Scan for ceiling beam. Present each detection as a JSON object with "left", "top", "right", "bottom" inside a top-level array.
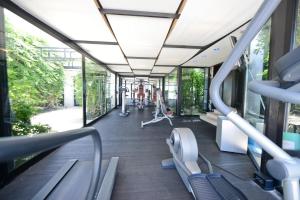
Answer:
[
  {"left": 154, "top": 65, "right": 177, "bottom": 67},
  {"left": 74, "top": 40, "right": 118, "bottom": 45},
  {"left": 163, "top": 44, "right": 203, "bottom": 49},
  {"left": 127, "top": 56, "right": 156, "bottom": 60},
  {"left": 106, "top": 63, "right": 129, "bottom": 66},
  {"left": 100, "top": 8, "right": 180, "bottom": 19},
  {"left": 132, "top": 69, "right": 152, "bottom": 71}
]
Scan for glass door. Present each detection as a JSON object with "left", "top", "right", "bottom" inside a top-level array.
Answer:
[{"left": 181, "top": 68, "right": 206, "bottom": 115}]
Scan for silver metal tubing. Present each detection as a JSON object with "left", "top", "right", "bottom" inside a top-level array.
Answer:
[
  {"left": 227, "top": 112, "right": 292, "bottom": 161},
  {"left": 209, "top": 0, "right": 282, "bottom": 115},
  {"left": 282, "top": 178, "right": 300, "bottom": 200},
  {"left": 248, "top": 80, "right": 300, "bottom": 104},
  {"left": 208, "top": 0, "right": 293, "bottom": 164},
  {"left": 0, "top": 127, "right": 102, "bottom": 200}
]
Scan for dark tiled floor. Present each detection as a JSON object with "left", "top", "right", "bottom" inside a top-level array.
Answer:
[{"left": 0, "top": 107, "right": 281, "bottom": 200}]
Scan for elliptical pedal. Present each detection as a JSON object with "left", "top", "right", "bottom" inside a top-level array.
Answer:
[{"left": 188, "top": 174, "right": 247, "bottom": 200}]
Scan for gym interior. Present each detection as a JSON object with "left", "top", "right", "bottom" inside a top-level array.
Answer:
[{"left": 0, "top": 0, "right": 300, "bottom": 199}]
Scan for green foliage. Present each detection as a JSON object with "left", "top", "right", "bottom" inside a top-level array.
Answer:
[
  {"left": 74, "top": 74, "right": 83, "bottom": 106},
  {"left": 182, "top": 69, "right": 205, "bottom": 114},
  {"left": 12, "top": 121, "right": 51, "bottom": 136},
  {"left": 5, "top": 20, "right": 64, "bottom": 135},
  {"left": 295, "top": 9, "right": 300, "bottom": 46},
  {"left": 85, "top": 60, "right": 107, "bottom": 120},
  {"left": 255, "top": 20, "right": 271, "bottom": 80}
]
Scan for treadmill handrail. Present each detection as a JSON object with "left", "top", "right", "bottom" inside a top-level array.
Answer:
[
  {"left": 248, "top": 80, "right": 300, "bottom": 104},
  {"left": 0, "top": 127, "right": 102, "bottom": 200}
]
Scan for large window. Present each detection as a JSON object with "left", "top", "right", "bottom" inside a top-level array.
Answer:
[
  {"left": 243, "top": 21, "right": 271, "bottom": 167},
  {"left": 181, "top": 68, "right": 206, "bottom": 116},
  {"left": 85, "top": 58, "right": 107, "bottom": 122},
  {"left": 165, "top": 69, "right": 178, "bottom": 113},
  {"left": 4, "top": 10, "right": 84, "bottom": 166},
  {"left": 282, "top": 4, "right": 300, "bottom": 151},
  {"left": 106, "top": 71, "right": 116, "bottom": 110}
]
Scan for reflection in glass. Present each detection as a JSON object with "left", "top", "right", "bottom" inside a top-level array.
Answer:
[
  {"left": 244, "top": 21, "right": 271, "bottom": 167},
  {"left": 283, "top": 5, "right": 300, "bottom": 151}
]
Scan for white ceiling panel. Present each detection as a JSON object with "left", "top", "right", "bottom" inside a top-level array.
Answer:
[
  {"left": 150, "top": 74, "right": 166, "bottom": 77},
  {"left": 156, "top": 48, "right": 199, "bottom": 65},
  {"left": 119, "top": 72, "right": 134, "bottom": 76},
  {"left": 12, "top": 0, "right": 116, "bottom": 42},
  {"left": 183, "top": 37, "right": 233, "bottom": 67},
  {"left": 100, "top": 0, "right": 181, "bottom": 13},
  {"left": 133, "top": 70, "right": 151, "bottom": 75},
  {"left": 80, "top": 44, "right": 127, "bottom": 64},
  {"left": 152, "top": 66, "right": 175, "bottom": 73},
  {"left": 128, "top": 59, "right": 155, "bottom": 69},
  {"left": 107, "top": 15, "right": 172, "bottom": 57},
  {"left": 108, "top": 65, "right": 132, "bottom": 72},
  {"left": 166, "top": 0, "right": 263, "bottom": 46}
]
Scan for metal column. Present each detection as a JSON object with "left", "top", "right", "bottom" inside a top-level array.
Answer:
[{"left": 261, "top": 0, "right": 298, "bottom": 173}]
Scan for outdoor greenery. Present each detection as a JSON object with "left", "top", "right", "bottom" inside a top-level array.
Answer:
[
  {"left": 182, "top": 69, "right": 205, "bottom": 115},
  {"left": 255, "top": 20, "right": 271, "bottom": 80},
  {"left": 6, "top": 20, "right": 64, "bottom": 136},
  {"left": 74, "top": 74, "right": 83, "bottom": 106},
  {"left": 165, "top": 69, "right": 178, "bottom": 113},
  {"left": 85, "top": 60, "right": 107, "bottom": 121}
]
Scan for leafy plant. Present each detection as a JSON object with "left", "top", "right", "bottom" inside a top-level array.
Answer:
[
  {"left": 12, "top": 121, "right": 50, "bottom": 136},
  {"left": 5, "top": 19, "right": 64, "bottom": 135},
  {"left": 182, "top": 69, "right": 205, "bottom": 114},
  {"left": 85, "top": 60, "right": 108, "bottom": 120}
]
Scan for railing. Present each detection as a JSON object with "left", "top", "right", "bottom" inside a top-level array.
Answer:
[{"left": 0, "top": 127, "right": 102, "bottom": 200}]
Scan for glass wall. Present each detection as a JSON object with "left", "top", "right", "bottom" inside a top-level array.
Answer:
[
  {"left": 106, "top": 72, "right": 116, "bottom": 110},
  {"left": 243, "top": 21, "right": 271, "bottom": 167},
  {"left": 282, "top": 5, "right": 300, "bottom": 151},
  {"left": 116, "top": 75, "right": 120, "bottom": 106},
  {"left": 85, "top": 58, "right": 107, "bottom": 122},
  {"left": 181, "top": 68, "right": 206, "bottom": 116},
  {"left": 4, "top": 10, "right": 84, "bottom": 166},
  {"left": 165, "top": 69, "right": 178, "bottom": 113}
]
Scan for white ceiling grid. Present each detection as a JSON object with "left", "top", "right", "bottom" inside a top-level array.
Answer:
[
  {"left": 12, "top": 0, "right": 116, "bottom": 42},
  {"left": 152, "top": 66, "right": 175, "bottom": 74},
  {"left": 166, "top": 0, "right": 263, "bottom": 46},
  {"left": 156, "top": 48, "right": 199, "bottom": 65},
  {"left": 11, "top": 0, "right": 263, "bottom": 76},
  {"left": 106, "top": 15, "right": 173, "bottom": 58},
  {"left": 133, "top": 70, "right": 151, "bottom": 75},
  {"left": 183, "top": 37, "right": 233, "bottom": 67},
  {"left": 183, "top": 23, "right": 249, "bottom": 67},
  {"left": 80, "top": 44, "right": 127, "bottom": 64},
  {"left": 108, "top": 65, "right": 132, "bottom": 72},
  {"left": 100, "top": 0, "right": 181, "bottom": 76},
  {"left": 100, "top": 0, "right": 181, "bottom": 13},
  {"left": 128, "top": 59, "right": 156, "bottom": 70}
]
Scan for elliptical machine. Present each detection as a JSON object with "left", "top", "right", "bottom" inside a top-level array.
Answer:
[
  {"left": 119, "top": 86, "right": 129, "bottom": 117},
  {"left": 162, "top": 0, "right": 300, "bottom": 199}
]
